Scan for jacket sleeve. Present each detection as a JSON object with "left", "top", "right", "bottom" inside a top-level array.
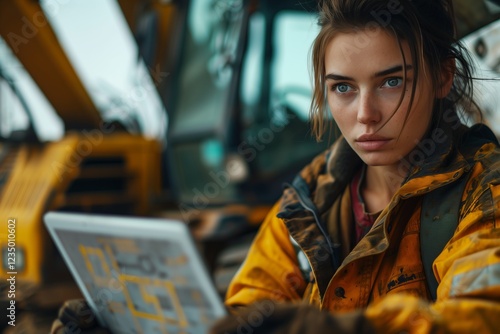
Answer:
[
  {"left": 225, "top": 201, "right": 308, "bottom": 308},
  {"left": 365, "top": 178, "right": 500, "bottom": 333}
]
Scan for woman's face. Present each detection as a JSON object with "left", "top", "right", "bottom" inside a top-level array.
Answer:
[{"left": 325, "top": 29, "right": 435, "bottom": 169}]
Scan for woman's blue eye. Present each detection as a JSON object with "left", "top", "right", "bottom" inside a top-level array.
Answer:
[
  {"left": 335, "top": 84, "right": 350, "bottom": 93},
  {"left": 385, "top": 78, "right": 403, "bottom": 87}
]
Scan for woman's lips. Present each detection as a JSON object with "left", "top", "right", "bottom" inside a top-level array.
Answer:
[{"left": 355, "top": 135, "right": 392, "bottom": 151}]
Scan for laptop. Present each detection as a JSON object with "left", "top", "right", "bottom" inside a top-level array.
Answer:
[{"left": 44, "top": 212, "right": 227, "bottom": 334}]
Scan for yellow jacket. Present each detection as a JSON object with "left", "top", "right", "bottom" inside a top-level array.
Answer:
[{"left": 225, "top": 121, "right": 500, "bottom": 333}]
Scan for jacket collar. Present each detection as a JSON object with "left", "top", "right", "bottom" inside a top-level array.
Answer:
[
  {"left": 278, "top": 137, "right": 362, "bottom": 219},
  {"left": 399, "top": 119, "right": 498, "bottom": 197}
]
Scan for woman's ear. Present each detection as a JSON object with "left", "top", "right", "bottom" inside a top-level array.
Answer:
[{"left": 437, "top": 58, "right": 455, "bottom": 98}]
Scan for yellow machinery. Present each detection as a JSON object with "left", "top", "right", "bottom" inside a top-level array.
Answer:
[
  {"left": 0, "top": 0, "right": 166, "bottom": 330},
  {"left": 0, "top": 134, "right": 161, "bottom": 286}
]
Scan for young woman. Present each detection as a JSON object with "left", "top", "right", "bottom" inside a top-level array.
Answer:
[{"left": 211, "top": 0, "right": 500, "bottom": 333}]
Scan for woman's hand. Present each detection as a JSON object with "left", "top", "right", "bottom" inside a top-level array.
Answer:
[{"left": 50, "top": 299, "right": 111, "bottom": 334}]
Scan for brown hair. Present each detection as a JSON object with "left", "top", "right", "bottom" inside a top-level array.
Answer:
[{"left": 310, "top": 0, "right": 479, "bottom": 141}]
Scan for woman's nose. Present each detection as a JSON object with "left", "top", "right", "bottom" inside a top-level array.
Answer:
[{"left": 357, "top": 92, "right": 382, "bottom": 124}]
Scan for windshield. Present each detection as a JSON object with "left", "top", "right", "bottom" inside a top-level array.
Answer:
[
  {"left": 39, "top": 0, "right": 167, "bottom": 141},
  {"left": 462, "top": 19, "right": 500, "bottom": 136},
  {"left": 270, "top": 11, "right": 320, "bottom": 122},
  {"left": 170, "top": 0, "right": 244, "bottom": 138}
]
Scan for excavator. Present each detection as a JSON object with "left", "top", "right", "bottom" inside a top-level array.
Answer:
[{"left": 0, "top": 0, "right": 498, "bottom": 332}]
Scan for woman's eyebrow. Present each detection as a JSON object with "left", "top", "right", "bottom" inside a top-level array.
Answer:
[
  {"left": 374, "top": 65, "right": 413, "bottom": 78},
  {"left": 325, "top": 73, "right": 353, "bottom": 81},
  {"left": 325, "top": 65, "right": 413, "bottom": 81}
]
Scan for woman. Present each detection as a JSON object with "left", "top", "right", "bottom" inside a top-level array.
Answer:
[{"left": 212, "top": 0, "right": 500, "bottom": 333}]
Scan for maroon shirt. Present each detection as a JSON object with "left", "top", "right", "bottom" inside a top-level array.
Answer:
[{"left": 350, "top": 166, "right": 381, "bottom": 244}]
